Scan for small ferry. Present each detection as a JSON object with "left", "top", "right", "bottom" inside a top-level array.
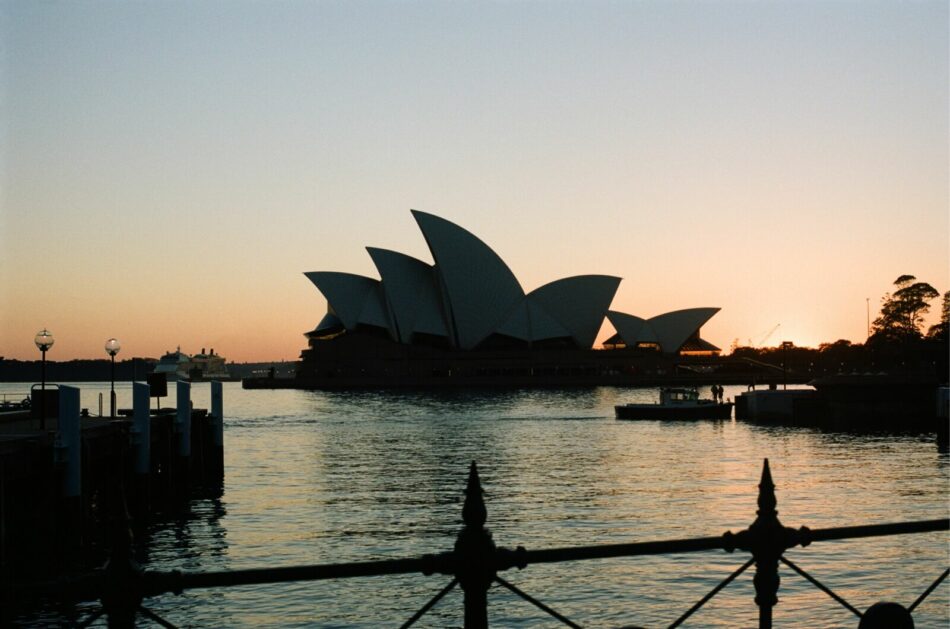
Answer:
[{"left": 615, "top": 387, "right": 733, "bottom": 420}]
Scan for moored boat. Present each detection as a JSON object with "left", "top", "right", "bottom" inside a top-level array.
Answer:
[{"left": 615, "top": 387, "right": 733, "bottom": 420}]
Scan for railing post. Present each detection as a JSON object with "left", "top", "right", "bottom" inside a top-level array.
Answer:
[
  {"left": 723, "top": 459, "right": 811, "bottom": 629},
  {"left": 455, "top": 462, "right": 496, "bottom": 629},
  {"left": 752, "top": 460, "right": 780, "bottom": 628},
  {"left": 723, "top": 459, "right": 812, "bottom": 629}
]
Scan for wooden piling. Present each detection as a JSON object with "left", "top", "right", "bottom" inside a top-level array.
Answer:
[
  {"left": 57, "top": 385, "right": 82, "bottom": 550},
  {"left": 211, "top": 380, "right": 224, "bottom": 480},
  {"left": 0, "top": 382, "right": 225, "bottom": 583},
  {"left": 175, "top": 381, "right": 191, "bottom": 496}
]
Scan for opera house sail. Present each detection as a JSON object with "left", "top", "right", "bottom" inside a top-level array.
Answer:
[{"left": 297, "top": 210, "right": 721, "bottom": 387}]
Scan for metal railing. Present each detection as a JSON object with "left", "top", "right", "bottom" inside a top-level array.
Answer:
[{"left": 12, "top": 459, "right": 949, "bottom": 628}]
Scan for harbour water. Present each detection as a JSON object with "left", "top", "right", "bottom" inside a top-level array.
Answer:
[{"left": 4, "top": 382, "right": 947, "bottom": 627}]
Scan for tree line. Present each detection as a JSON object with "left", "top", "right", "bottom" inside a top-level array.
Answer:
[{"left": 732, "top": 275, "right": 948, "bottom": 382}]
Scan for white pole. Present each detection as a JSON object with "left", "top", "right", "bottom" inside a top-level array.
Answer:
[
  {"left": 176, "top": 380, "right": 191, "bottom": 457},
  {"left": 58, "top": 385, "right": 81, "bottom": 498},
  {"left": 132, "top": 382, "right": 150, "bottom": 475}
]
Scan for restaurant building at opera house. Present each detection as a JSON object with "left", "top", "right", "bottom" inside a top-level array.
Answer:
[{"left": 297, "top": 210, "right": 722, "bottom": 387}]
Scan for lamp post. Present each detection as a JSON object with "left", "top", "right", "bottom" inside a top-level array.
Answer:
[
  {"left": 34, "top": 329, "right": 54, "bottom": 429},
  {"left": 105, "top": 338, "right": 121, "bottom": 418}
]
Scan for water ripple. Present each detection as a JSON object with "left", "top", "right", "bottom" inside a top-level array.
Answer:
[{"left": 5, "top": 382, "right": 946, "bottom": 627}]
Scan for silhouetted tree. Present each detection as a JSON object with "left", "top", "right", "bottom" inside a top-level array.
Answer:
[
  {"left": 870, "top": 275, "right": 939, "bottom": 343},
  {"left": 927, "top": 290, "right": 949, "bottom": 342}
]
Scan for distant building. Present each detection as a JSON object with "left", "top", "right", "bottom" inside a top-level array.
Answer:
[
  {"left": 298, "top": 210, "right": 719, "bottom": 384},
  {"left": 153, "top": 347, "right": 230, "bottom": 381}
]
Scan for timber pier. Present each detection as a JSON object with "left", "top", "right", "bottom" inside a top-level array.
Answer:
[{"left": 0, "top": 381, "right": 224, "bottom": 583}]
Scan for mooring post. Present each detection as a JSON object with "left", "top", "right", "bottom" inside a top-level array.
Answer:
[
  {"left": 132, "top": 383, "right": 150, "bottom": 476},
  {"left": 210, "top": 380, "right": 224, "bottom": 479},
  {"left": 175, "top": 381, "right": 191, "bottom": 458},
  {"left": 454, "top": 462, "right": 496, "bottom": 629},
  {"left": 56, "top": 385, "right": 82, "bottom": 547},
  {"left": 130, "top": 382, "right": 151, "bottom": 514},
  {"left": 174, "top": 381, "right": 191, "bottom": 495},
  {"left": 57, "top": 386, "right": 82, "bottom": 500}
]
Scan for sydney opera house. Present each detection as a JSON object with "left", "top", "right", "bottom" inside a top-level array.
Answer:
[{"left": 297, "top": 210, "right": 721, "bottom": 386}]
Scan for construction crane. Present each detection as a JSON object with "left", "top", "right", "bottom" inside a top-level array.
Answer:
[{"left": 748, "top": 324, "right": 781, "bottom": 347}]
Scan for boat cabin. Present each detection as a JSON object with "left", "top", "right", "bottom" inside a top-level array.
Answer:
[{"left": 662, "top": 387, "right": 702, "bottom": 404}]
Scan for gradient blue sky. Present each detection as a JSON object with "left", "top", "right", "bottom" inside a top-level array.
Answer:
[{"left": 2, "top": 1, "right": 947, "bottom": 362}]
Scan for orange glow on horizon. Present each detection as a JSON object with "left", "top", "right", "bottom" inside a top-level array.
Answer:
[{"left": 2, "top": 2, "right": 945, "bottom": 364}]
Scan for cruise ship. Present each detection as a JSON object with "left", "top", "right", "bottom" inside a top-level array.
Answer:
[{"left": 152, "top": 347, "right": 233, "bottom": 381}]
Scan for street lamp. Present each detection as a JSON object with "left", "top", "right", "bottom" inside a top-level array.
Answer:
[
  {"left": 105, "top": 338, "right": 121, "bottom": 418},
  {"left": 34, "top": 329, "right": 54, "bottom": 429}
]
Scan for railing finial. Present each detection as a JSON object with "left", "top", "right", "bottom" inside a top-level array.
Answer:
[
  {"left": 752, "top": 458, "right": 782, "bottom": 627},
  {"left": 455, "top": 461, "right": 495, "bottom": 628},
  {"left": 757, "top": 458, "right": 777, "bottom": 520},
  {"left": 463, "top": 461, "right": 487, "bottom": 528}
]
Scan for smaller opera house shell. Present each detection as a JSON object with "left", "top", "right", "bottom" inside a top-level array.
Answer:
[{"left": 299, "top": 210, "right": 719, "bottom": 384}]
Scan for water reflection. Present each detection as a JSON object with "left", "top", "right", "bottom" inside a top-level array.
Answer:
[{"left": 1, "top": 382, "right": 945, "bottom": 627}]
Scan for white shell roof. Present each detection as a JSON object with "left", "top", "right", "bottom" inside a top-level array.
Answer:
[
  {"left": 412, "top": 210, "right": 524, "bottom": 349},
  {"left": 607, "top": 307, "right": 719, "bottom": 353},
  {"left": 529, "top": 275, "right": 621, "bottom": 348},
  {"left": 313, "top": 312, "right": 343, "bottom": 334},
  {"left": 304, "top": 211, "right": 719, "bottom": 352},
  {"left": 494, "top": 298, "right": 573, "bottom": 341},
  {"left": 367, "top": 247, "right": 448, "bottom": 343},
  {"left": 304, "top": 272, "right": 379, "bottom": 331},
  {"left": 649, "top": 307, "right": 720, "bottom": 353},
  {"left": 357, "top": 283, "right": 393, "bottom": 334},
  {"left": 606, "top": 311, "right": 649, "bottom": 344}
]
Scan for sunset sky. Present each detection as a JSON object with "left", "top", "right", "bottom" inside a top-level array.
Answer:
[{"left": 2, "top": 1, "right": 947, "bottom": 363}]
